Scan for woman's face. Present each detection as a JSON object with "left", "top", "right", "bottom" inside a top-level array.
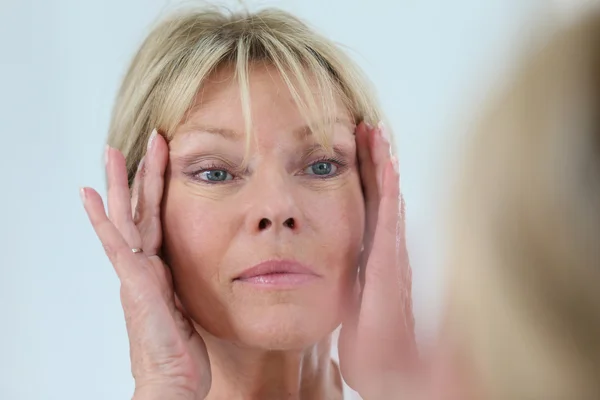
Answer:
[{"left": 162, "top": 65, "right": 365, "bottom": 350}]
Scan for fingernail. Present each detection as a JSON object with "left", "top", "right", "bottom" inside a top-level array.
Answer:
[
  {"left": 79, "top": 187, "right": 87, "bottom": 204},
  {"left": 147, "top": 129, "right": 157, "bottom": 151},
  {"left": 104, "top": 145, "right": 110, "bottom": 166},
  {"left": 364, "top": 121, "right": 373, "bottom": 130},
  {"left": 378, "top": 121, "right": 391, "bottom": 143},
  {"left": 391, "top": 156, "right": 399, "bottom": 174}
]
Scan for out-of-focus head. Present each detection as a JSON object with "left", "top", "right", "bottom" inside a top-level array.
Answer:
[
  {"left": 435, "top": 10, "right": 600, "bottom": 400},
  {"left": 107, "top": 6, "right": 386, "bottom": 350}
]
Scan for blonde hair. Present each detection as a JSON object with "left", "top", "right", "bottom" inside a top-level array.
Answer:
[
  {"left": 446, "top": 11, "right": 600, "bottom": 400},
  {"left": 107, "top": 4, "right": 384, "bottom": 186}
]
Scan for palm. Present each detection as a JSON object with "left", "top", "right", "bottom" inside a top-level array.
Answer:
[{"left": 82, "top": 133, "right": 210, "bottom": 399}]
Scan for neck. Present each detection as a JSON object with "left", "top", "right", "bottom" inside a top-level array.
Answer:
[{"left": 202, "top": 333, "right": 342, "bottom": 400}]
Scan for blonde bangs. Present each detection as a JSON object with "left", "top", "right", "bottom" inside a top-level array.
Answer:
[{"left": 107, "top": 6, "right": 384, "bottom": 186}]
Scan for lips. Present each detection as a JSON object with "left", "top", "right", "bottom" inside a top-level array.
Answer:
[{"left": 234, "top": 259, "right": 320, "bottom": 286}]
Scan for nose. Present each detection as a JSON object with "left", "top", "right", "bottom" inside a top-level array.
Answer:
[{"left": 244, "top": 175, "right": 301, "bottom": 235}]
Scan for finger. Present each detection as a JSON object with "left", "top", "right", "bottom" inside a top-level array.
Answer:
[
  {"left": 362, "top": 161, "right": 416, "bottom": 360},
  {"left": 356, "top": 121, "right": 379, "bottom": 232},
  {"left": 356, "top": 122, "right": 379, "bottom": 286},
  {"left": 356, "top": 121, "right": 378, "bottom": 203},
  {"left": 365, "top": 160, "right": 415, "bottom": 340},
  {"left": 343, "top": 278, "right": 362, "bottom": 328},
  {"left": 81, "top": 186, "right": 146, "bottom": 284},
  {"left": 136, "top": 129, "right": 168, "bottom": 254},
  {"left": 372, "top": 122, "right": 393, "bottom": 192},
  {"left": 358, "top": 121, "right": 393, "bottom": 288},
  {"left": 363, "top": 160, "right": 402, "bottom": 307},
  {"left": 130, "top": 155, "right": 146, "bottom": 220},
  {"left": 106, "top": 146, "right": 141, "bottom": 248}
]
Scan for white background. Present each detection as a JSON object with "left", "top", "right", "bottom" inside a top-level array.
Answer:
[{"left": 0, "top": 0, "right": 577, "bottom": 398}]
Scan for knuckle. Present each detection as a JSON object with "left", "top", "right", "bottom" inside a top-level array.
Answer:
[
  {"left": 102, "top": 242, "right": 119, "bottom": 263},
  {"left": 102, "top": 241, "right": 125, "bottom": 267},
  {"left": 383, "top": 213, "right": 399, "bottom": 236}
]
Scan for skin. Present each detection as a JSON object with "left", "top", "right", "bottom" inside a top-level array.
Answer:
[{"left": 81, "top": 65, "right": 415, "bottom": 400}]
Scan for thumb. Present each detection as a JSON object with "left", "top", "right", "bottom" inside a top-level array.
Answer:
[{"left": 342, "top": 276, "right": 362, "bottom": 328}]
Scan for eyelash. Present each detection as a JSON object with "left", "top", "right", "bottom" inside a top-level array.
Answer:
[{"left": 187, "top": 157, "right": 348, "bottom": 184}]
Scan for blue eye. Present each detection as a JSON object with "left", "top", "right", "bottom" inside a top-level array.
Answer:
[
  {"left": 306, "top": 161, "right": 337, "bottom": 176},
  {"left": 198, "top": 169, "right": 233, "bottom": 182}
]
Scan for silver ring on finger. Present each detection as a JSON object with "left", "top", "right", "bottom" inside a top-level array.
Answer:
[{"left": 131, "top": 247, "right": 143, "bottom": 254}]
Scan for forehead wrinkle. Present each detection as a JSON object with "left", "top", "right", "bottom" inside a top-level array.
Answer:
[
  {"left": 292, "top": 117, "right": 356, "bottom": 141},
  {"left": 176, "top": 122, "right": 243, "bottom": 141}
]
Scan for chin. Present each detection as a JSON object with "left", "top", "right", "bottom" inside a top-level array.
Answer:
[{"left": 230, "top": 303, "right": 341, "bottom": 350}]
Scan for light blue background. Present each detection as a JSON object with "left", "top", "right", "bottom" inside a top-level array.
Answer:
[{"left": 0, "top": 0, "right": 567, "bottom": 398}]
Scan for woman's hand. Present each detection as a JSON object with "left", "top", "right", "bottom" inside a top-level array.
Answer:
[
  {"left": 338, "top": 122, "right": 418, "bottom": 400},
  {"left": 81, "top": 131, "right": 211, "bottom": 400}
]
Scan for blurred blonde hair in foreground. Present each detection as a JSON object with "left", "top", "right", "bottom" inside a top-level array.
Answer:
[{"left": 445, "top": 9, "right": 600, "bottom": 400}]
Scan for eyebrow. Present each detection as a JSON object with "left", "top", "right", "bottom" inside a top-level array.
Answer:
[
  {"left": 179, "top": 117, "right": 356, "bottom": 141},
  {"left": 302, "top": 143, "right": 354, "bottom": 159}
]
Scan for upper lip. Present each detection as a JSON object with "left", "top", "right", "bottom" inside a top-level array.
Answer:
[{"left": 234, "top": 259, "right": 319, "bottom": 280}]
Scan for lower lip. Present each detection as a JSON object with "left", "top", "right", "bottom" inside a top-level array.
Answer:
[{"left": 235, "top": 273, "right": 318, "bottom": 287}]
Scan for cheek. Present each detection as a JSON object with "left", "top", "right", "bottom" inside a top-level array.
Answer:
[
  {"left": 308, "top": 181, "right": 365, "bottom": 249},
  {"left": 161, "top": 181, "right": 235, "bottom": 279},
  {"left": 301, "top": 179, "right": 365, "bottom": 283},
  {"left": 161, "top": 180, "right": 242, "bottom": 336}
]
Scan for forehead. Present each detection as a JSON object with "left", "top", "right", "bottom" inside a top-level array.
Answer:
[{"left": 181, "top": 63, "right": 351, "bottom": 131}]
